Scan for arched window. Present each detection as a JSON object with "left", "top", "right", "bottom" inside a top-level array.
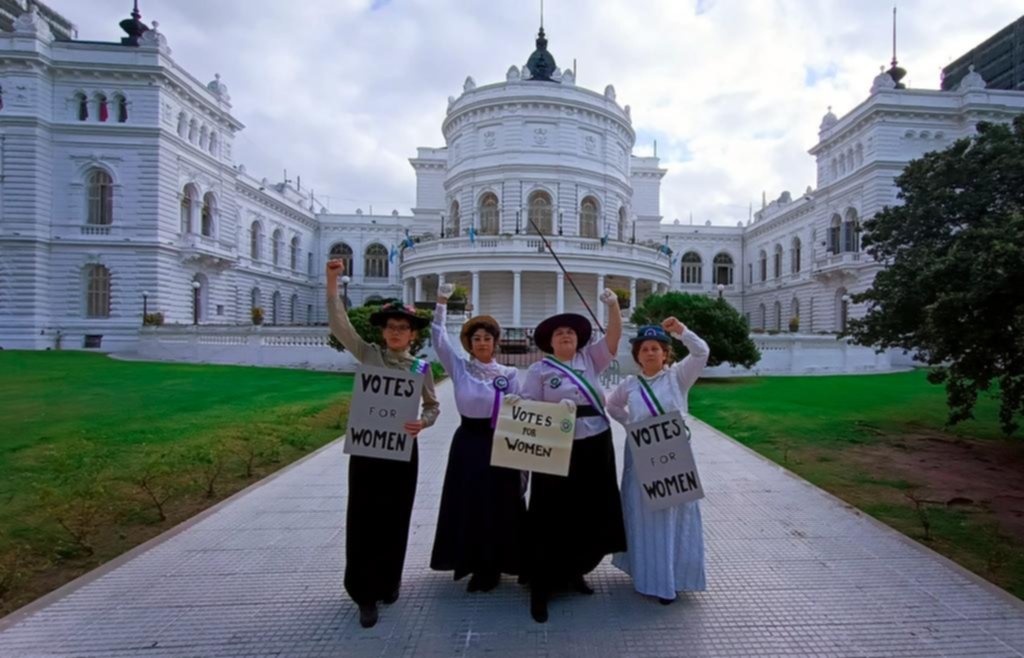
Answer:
[
  {"left": 712, "top": 253, "right": 734, "bottom": 285},
  {"left": 75, "top": 92, "right": 88, "bottom": 121},
  {"left": 115, "top": 94, "right": 128, "bottom": 123},
  {"left": 188, "top": 119, "right": 197, "bottom": 143},
  {"left": 791, "top": 297, "right": 800, "bottom": 330},
  {"left": 618, "top": 207, "right": 628, "bottom": 242},
  {"left": 181, "top": 184, "right": 198, "bottom": 234},
  {"left": 251, "top": 287, "right": 261, "bottom": 311},
  {"left": 271, "top": 291, "right": 281, "bottom": 325},
  {"left": 791, "top": 237, "right": 802, "bottom": 273},
  {"left": 479, "top": 193, "right": 499, "bottom": 235},
  {"left": 290, "top": 237, "right": 300, "bottom": 270},
  {"left": 748, "top": 263, "right": 753, "bottom": 284},
  {"left": 250, "top": 222, "right": 263, "bottom": 260},
  {"left": 201, "top": 192, "right": 216, "bottom": 237},
  {"left": 758, "top": 250, "right": 767, "bottom": 282},
  {"left": 199, "top": 126, "right": 209, "bottom": 151},
  {"left": 329, "top": 242, "right": 352, "bottom": 274},
  {"left": 209, "top": 132, "right": 218, "bottom": 155},
  {"left": 95, "top": 93, "right": 109, "bottom": 122},
  {"left": 365, "top": 244, "right": 389, "bottom": 279},
  {"left": 842, "top": 209, "right": 859, "bottom": 253},
  {"left": 87, "top": 169, "right": 113, "bottom": 225},
  {"left": 830, "top": 158, "right": 838, "bottom": 181},
  {"left": 680, "top": 252, "right": 702, "bottom": 284},
  {"left": 290, "top": 294, "right": 299, "bottom": 324},
  {"left": 774, "top": 300, "right": 782, "bottom": 331},
  {"left": 177, "top": 112, "right": 187, "bottom": 138},
  {"left": 528, "top": 191, "right": 553, "bottom": 235},
  {"left": 773, "top": 244, "right": 783, "bottom": 279},
  {"left": 579, "top": 197, "right": 599, "bottom": 238},
  {"left": 272, "top": 229, "right": 283, "bottom": 265},
  {"left": 855, "top": 143, "right": 864, "bottom": 168},
  {"left": 828, "top": 214, "right": 842, "bottom": 253},
  {"left": 449, "top": 201, "right": 460, "bottom": 238},
  {"left": 758, "top": 303, "right": 766, "bottom": 330},
  {"left": 85, "top": 265, "right": 111, "bottom": 318}
]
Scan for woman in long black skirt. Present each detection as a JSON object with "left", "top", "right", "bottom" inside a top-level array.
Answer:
[
  {"left": 518, "top": 288, "right": 626, "bottom": 623},
  {"left": 429, "top": 285, "right": 526, "bottom": 592}
]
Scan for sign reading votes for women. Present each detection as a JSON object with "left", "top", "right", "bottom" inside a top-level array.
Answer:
[
  {"left": 625, "top": 410, "right": 704, "bottom": 510},
  {"left": 491, "top": 399, "right": 575, "bottom": 476},
  {"left": 344, "top": 364, "right": 424, "bottom": 463}
]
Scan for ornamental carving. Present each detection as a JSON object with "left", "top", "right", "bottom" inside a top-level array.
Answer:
[
  {"left": 533, "top": 128, "right": 549, "bottom": 147},
  {"left": 483, "top": 130, "right": 496, "bottom": 149},
  {"left": 584, "top": 135, "right": 597, "bottom": 154}
]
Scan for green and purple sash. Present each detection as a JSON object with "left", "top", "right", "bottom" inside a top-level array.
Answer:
[{"left": 542, "top": 356, "right": 606, "bottom": 417}]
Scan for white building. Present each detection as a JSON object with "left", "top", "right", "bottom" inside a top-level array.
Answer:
[{"left": 1, "top": 3, "right": 1023, "bottom": 359}]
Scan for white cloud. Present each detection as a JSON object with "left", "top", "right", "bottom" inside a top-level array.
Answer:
[{"left": 47, "top": 1, "right": 1023, "bottom": 223}]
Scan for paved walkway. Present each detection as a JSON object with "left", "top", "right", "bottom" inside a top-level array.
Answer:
[{"left": 2, "top": 380, "right": 1023, "bottom": 657}]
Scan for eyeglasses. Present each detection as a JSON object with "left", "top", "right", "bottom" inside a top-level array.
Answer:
[{"left": 383, "top": 324, "right": 412, "bottom": 333}]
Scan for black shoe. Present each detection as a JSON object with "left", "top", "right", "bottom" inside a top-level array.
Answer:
[
  {"left": 658, "top": 597, "right": 676, "bottom": 605},
  {"left": 467, "top": 574, "right": 482, "bottom": 593},
  {"left": 570, "top": 575, "right": 594, "bottom": 595},
  {"left": 358, "top": 603, "right": 379, "bottom": 628},
  {"left": 530, "top": 589, "right": 549, "bottom": 624},
  {"left": 468, "top": 572, "right": 500, "bottom": 593},
  {"left": 382, "top": 587, "right": 399, "bottom": 605}
]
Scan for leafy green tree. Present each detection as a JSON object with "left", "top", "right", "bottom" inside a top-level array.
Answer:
[
  {"left": 328, "top": 303, "right": 432, "bottom": 355},
  {"left": 631, "top": 292, "right": 760, "bottom": 368},
  {"left": 849, "top": 116, "right": 1024, "bottom": 435}
]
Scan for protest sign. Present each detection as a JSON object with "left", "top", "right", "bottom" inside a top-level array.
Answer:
[
  {"left": 491, "top": 398, "right": 575, "bottom": 476},
  {"left": 625, "top": 410, "right": 704, "bottom": 510},
  {"left": 344, "top": 363, "right": 424, "bottom": 462}
]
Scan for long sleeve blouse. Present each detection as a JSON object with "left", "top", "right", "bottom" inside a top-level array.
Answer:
[
  {"left": 521, "top": 338, "right": 615, "bottom": 439},
  {"left": 607, "top": 329, "right": 710, "bottom": 426},
  {"left": 431, "top": 303, "right": 519, "bottom": 419},
  {"left": 328, "top": 294, "right": 439, "bottom": 428}
]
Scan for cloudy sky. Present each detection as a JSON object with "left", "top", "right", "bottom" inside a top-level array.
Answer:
[{"left": 48, "top": 1, "right": 1023, "bottom": 225}]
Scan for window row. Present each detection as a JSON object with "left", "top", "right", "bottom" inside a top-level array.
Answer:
[
  {"left": 250, "top": 222, "right": 305, "bottom": 270},
  {"left": 679, "top": 252, "right": 735, "bottom": 285},
  {"left": 249, "top": 288, "right": 310, "bottom": 325},
  {"left": 72, "top": 92, "right": 128, "bottom": 123},
  {"left": 827, "top": 210, "right": 860, "bottom": 254},
  {"left": 176, "top": 112, "right": 220, "bottom": 155},
  {"left": 181, "top": 185, "right": 218, "bottom": 237},
  {"left": 829, "top": 143, "right": 863, "bottom": 180},
  {"left": 444, "top": 192, "right": 629, "bottom": 240},
  {"left": 750, "top": 238, "right": 804, "bottom": 283},
  {"left": 328, "top": 242, "right": 390, "bottom": 279}
]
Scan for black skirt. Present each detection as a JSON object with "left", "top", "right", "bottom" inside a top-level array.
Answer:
[
  {"left": 430, "top": 416, "right": 527, "bottom": 579},
  {"left": 526, "top": 428, "right": 626, "bottom": 588},
  {"left": 344, "top": 445, "right": 418, "bottom": 605}
]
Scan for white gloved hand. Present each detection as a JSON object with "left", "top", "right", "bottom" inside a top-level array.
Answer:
[
  {"left": 560, "top": 399, "right": 577, "bottom": 413},
  {"left": 504, "top": 394, "right": 522, "bottom": 405},
  {"left": 439, "top": 283, "right": 455, "bottom": 298},
  {"left": 599, "top": 288, "right": 618, "bottom": 307}
]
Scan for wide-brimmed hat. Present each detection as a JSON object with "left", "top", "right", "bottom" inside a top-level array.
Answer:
[
  {"left": 460, "top": 315, "right": 501, "bottom": 352},
  {"left": 629, "top": 325, "right": 672, "bottom": 345},
  {"left": 533, "top": 313, "right": 592, "bottom": 354},
  {"left": 369, "top": 302, "right": 429, "bottom": 330}
]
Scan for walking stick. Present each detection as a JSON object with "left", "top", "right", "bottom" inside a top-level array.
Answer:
[{"left": 525, "top": 215, "right": 606, "bottom": 334}]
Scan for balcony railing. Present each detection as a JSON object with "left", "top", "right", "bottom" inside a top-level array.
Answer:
[{"left": 402, "top": 234, "right": 670, "bottom": 265}]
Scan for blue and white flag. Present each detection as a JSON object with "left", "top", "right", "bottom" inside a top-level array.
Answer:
[
  {"left": 403, "top": 229, "right": 415, "bottom": 250},
  {"left": 469, "top": 225, "right": 477, "bottom": 244},
  {"left": 389, "top": 244, "right": 399, "bottom": 264},
  {"left": 600, "top": 227, "right": 609, "bottom": 246}
]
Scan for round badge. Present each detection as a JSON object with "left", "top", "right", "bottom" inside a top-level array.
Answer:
[
  {"left": 549, "top": 376, "right": 562, "bottom": 389},
  {"left": 560, "top": 419, "right": 573, "bottom": 433},
  {"left": 493, "top": 375, "right": 510, "bottom": 392}
]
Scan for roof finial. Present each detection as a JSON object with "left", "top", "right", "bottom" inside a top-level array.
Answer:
[
  {"left": 885, "top": 4, "right": 907, "bottom": 89},
  {"left": 120, "top": 0, "right": 149, "bottom": 46},
  {"left": 540, "top": 0, "right": 544, "bottom": 30}
]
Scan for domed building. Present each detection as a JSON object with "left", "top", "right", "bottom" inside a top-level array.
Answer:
[{"left": 399, "top": 27, "right": 672, "bottom": 330}]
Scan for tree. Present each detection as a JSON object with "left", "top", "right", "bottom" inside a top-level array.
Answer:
[
  {"left": 328, "top": 302, "right": 433, "bottom": 355},
  {"left": 631, "top": 292, "right": 760, "bottom": 368},
  {"left": 849, "top": 116, "right": 1024, "bottom": 435}
]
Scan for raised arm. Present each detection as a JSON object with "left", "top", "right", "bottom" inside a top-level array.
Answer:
[
  {"left": 600, "top": 288, "right": 622, "bottom": 356},
  {"left": 663, "top": 316, "right": 710, "bottom": 391},
  {"left": 326, "top": 260, "right": 373, "bottom": 362},
  {"left": 430, "top": 291, "right": 463, "bottom": 379},
  {"left": 606, "top": 378, "right": 631, "bottom": 425}
]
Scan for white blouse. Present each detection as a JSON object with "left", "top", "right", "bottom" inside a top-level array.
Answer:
[
  {"left": 521, "top": 338, "right": 615, "bottom": 440},
  {"left": 607, "top": 329, "right": 710, "bottom": 426},
  {"left": 432, "top": 303, "right": 520, "bottom": 419}
]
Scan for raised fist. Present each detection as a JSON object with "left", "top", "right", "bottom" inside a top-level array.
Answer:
[
  {"left": 326, "top": 259, "right": 345, "bottom": 275},
  {"left": 661, "top": 316, "right": 686, "bottom": 335},
  {"left": 599, "top": 288, "right": 618, "bottom": 307}
]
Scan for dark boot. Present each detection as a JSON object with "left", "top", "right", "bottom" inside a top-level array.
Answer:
[
  {"left": 658, "top": 596, "right": 676, "bottom": 605},
  {"left": 468, "top": 571, "right": 500, "bottom": 593},
  {"left": 530, "top": 587, "right": 549, "bottom": 623},
  {"left": 382, "top": 587, "right": 400, "bottom": 605},
  {"left": 358, "top": 603, "right": 379, "bottom": 628},
  {"left": 570, "top": 574, "right": 594, "bottom": 595}
]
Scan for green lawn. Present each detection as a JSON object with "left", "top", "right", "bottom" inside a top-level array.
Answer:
[
  {"left": 689, "top": 369, "right": 1024, "bottom": 599},
  {"left": 0, "top": 352, "right": 353, "bottom": 613}
]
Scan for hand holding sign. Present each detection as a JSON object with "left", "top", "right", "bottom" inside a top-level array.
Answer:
[
  {"left": 625, "top": 410, "right": 703, "bottom": 510},
  {"left": 344, "top": 364, "right": 424, "bottom": 462},
  {"left": 492, "top": 398, "right": 575, "bottom": 476}
]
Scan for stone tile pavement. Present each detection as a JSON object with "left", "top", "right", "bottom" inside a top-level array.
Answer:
[{"left": 2, "top": 379, "right": 1023, "bottom": 657}]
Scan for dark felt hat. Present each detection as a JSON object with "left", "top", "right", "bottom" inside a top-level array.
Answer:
[
  {"left": 369, "top": 302, "right": 429, "bottom": 330},
  {"left": 629, "top": 325, "right": 672, "bottom": 345},
  {"left": 533, "top": 313, "right": 592, "bottom": 354},
  {"left": 460, "top": 315, "right": 501, "bottom": 352}
]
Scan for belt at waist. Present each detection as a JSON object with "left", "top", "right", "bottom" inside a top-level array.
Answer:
[
  {"left": 575, "top": 405, "right": 603, "bottom": 418},
  {"left": 459, "top": 415, "right": 493, "bottom": 429}
]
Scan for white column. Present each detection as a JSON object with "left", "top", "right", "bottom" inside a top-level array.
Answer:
[
  {"left": 556, "top": 272, "right": 565, "bottom": 314},
  {"left": 513, "top": 270, "right": 522, "bottom": 326},
  {"left": 471, "top": 270, "right": 480, "bottom": 314},
  {"left": 596, "top": 274, "right": 606, "bottom": 327},
  {"left": 629, "top": 277, "right": 637, "bottom": 311},
  {"left": 414, "top": 276, "right": 423, "bottom": 302}
]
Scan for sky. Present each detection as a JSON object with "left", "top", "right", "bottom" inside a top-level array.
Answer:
[{"left": 46, "top": 1, "right": 1023, "bottom": 225}]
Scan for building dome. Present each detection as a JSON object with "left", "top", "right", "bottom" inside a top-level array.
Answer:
[{"left": 525, "top": 27, "right": 558, "bottom": 82}]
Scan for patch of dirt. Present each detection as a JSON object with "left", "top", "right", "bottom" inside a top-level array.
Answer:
[{"left": 847, "top": 431, "right": 1024, "bottom": 541}]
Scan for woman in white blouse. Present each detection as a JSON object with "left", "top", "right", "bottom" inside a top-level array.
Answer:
[
  {"left": 607, "top": 318, "right": 710, "bottom": 604},
  {"left": 428, "top": 285, "right": 526, "bottom": 593}
]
